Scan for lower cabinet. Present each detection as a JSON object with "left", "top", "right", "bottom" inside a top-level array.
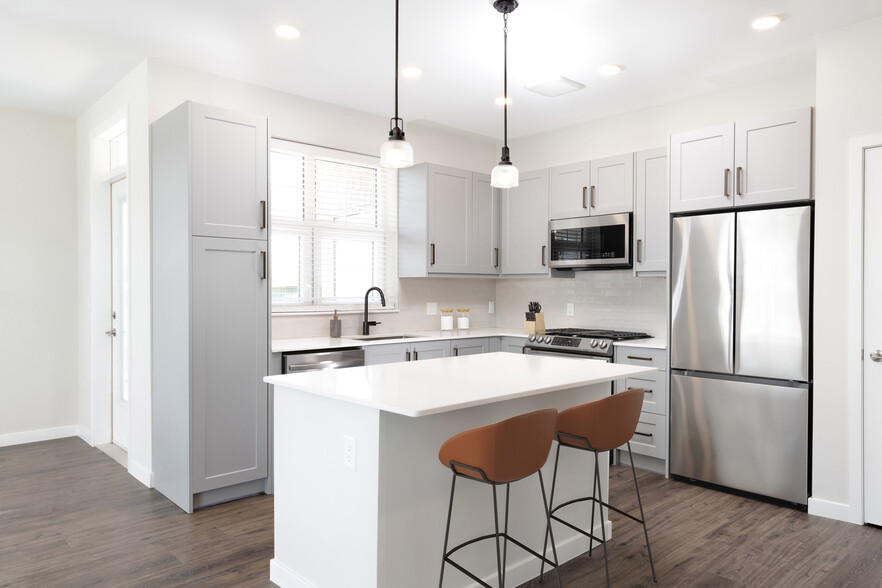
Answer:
[
  {"left": 451, "top": 338, "right": 491, "bottom": 356},
  {"left": 614, "top": 346, "right": 668, "bottom": 475},
  {"left": 364, "top": 340, "right": 451, "bottom": 365},
  {"left": 499, "top": 336, "right": 526, "bottom": 354}
]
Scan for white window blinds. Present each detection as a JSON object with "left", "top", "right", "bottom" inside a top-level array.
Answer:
[{"left": 270, "top": 139, "right": 398, "bottom": 313}]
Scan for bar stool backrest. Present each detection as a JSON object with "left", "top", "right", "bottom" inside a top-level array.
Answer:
[
  {"left": 438, "top": 408, "right": 558, "bottom": 483},
  {"left": 557, "top": 388, "right": 645, "bottom": 452}
]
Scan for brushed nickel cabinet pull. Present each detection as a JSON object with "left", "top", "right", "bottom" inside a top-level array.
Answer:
[
  {"left": 494, "top": 247, "right": 499, "bottom": 268},
  {"left": 736, "top": 166, "right": 743, "bottom": 196},
  {"left": 541, "top": 245, "right": 547, "bottom": 267},
  {"left": 260, "top": 200, "right": 267, "bottom": 229},
  {"left": 633, "top": 431, "right": 653, "bottom": 439},
  {"left": 724, "top": 169, "right": 731, "bottom": 197},
  {"left": 637, "top": 239, "right": 643, "bottom": 263},
  {"left": 414, "top": 349, "right": 419, "bottom": 361},
  {"left": 453, "top": 347, "right": 459, "bottom": 357},
  {"left": 582, "top": 186, "right": 588, "bottom": 208},
  {"left": 406, "top": 351, "right": 411, "bottom": 361},
  {"left": 627, "top": 355, "right": 653, "bottom": 361},
  {"left": 431, "top": 243, "right": 435, "bottom": 265},
  {"left": 590, "top": 185, "right": 596, "bottom": 208},
  {"left": 261, "top": 251, "right": 267, "bottom": 279}
]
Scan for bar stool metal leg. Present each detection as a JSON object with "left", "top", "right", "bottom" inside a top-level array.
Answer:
[
  {"left": 492, "top": 485, "right": 503, "bottom": 587},
  {"left": 589, "top": 451, "right": 598, "bottom": 558},
  {"left": 540, "top": 443, "right": 562, "bottom": 578},
  {"left": 594, "top": 450, "right": 611, "bottom": 588},
  {"left": 627, "top": 441, "right": 658, "bottom": 582},
  {"left": 537, "top": 470, "right": 564, "bottom": 588},
  {"left": 502, "top": 483, "right": 511, "bottom": 587}
]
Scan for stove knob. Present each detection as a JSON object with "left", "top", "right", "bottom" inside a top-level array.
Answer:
[
  {"left": 590, "top": 339, "right": 599, "bottom": 348},
  {"left": 599, "top": 341, "right": 609, "bottom": 349},
  {"left": 528, "top": 335, "right": 537, "bottom": 343},
  {"left": 541, "top": 336, "right": 550, "bottom": 344}
]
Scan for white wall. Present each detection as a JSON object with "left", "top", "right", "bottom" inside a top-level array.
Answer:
[
  {"left": 75, "top": 61, "right": 151, "bottom": 484},
  {"left": 0, "top": 106, "right": 78, "bottom": 445},
  {"left": 811, "top": 16, "right": 882, "bottom": 518}
]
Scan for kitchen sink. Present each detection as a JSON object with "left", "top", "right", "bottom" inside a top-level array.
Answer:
[{"left": 350, "top": 335, "right": 421, "bottom": 341}]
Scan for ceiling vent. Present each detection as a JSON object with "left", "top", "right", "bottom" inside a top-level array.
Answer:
[{"left": 526, "top": 76, "right": 585, "bottom": 97}]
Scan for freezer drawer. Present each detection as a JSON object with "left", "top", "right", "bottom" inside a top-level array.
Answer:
[{"left": 670, "top": 373, "right": 808, "bottom": 504}]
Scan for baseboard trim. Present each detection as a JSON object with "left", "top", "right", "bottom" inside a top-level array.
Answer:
[
  {"left": 270, "top": 559, "right": 318, "bottom": 588},
  {"left": 808, "top": 497, "right": 860, "bottom": 524},
  {"left": 128, "top": 459, "right": 153, "bottom": 488},
  {"left": 0, "top": 426, "right": 80, "bottom": 448}
]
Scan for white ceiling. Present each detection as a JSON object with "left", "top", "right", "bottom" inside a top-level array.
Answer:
[{"left": 2, "top": 0, "right": 882, "bottom": 140}]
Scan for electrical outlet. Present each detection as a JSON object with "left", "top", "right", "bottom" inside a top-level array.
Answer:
[
  {"left": 566, "top": 303, "right": 575, "bottom": 317},
  {"left": 427, "top": 302, "right": 437, "bottom": 316},
  {"left": 344, "top": 435, "right": 356, "bottom": 471},
  {"left": 489, "top": 301, "right": 495, "bottom": 314}
]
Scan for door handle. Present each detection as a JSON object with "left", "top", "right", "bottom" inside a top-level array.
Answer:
[
  {"left": 413, "top": 349, "right": 419, "bottom": 361},
  {"left": 736, "top": 167, "right": 743, "bottom": 196},
  {"left": 494, "top": 247, "right": 499, "bottom": 268},
  {"left": 406, "top": 351, "right": 411, "bottom": 361},
  {"left": 582, "top": 186, "right": 588, "bottom": 209},
  {"left": 453, "top": 347, "right": 459, "bottom": 357},
  {"left": 261, "top": 251, "right": 267, "bottom": 279},
  {"left": 541, "top": 245, "right": 546, "bottom": 267},
  {"left": 724, "top": 168, "right": 731, "bottom": 197},
  {"left": 871, "top": 350, "right": 882, "bottom": 362},
  {"left": 105, "top": 329, "right": 117, "bottom": 337},
  {"left": 637, "top": 239, "right": 643, "bottom": 263},
  {"left": 590, "top": 185, "right": 596, "bottom": 208},
  {"left": 260, "top": 200, "right": 267, "bottom": 229},
  {"left": 431, "top": 243, "right": 435, "bottom": 265},
  {"left": 627, "top": 355, "right": 653, "bottom": 361},
  {"left": 633, "top": 431, "right": 653, "bottom": 439}
]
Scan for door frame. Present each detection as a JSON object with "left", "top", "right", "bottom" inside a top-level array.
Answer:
[{"left": 847, "top": 132, "right": 882, "bottom": 525}]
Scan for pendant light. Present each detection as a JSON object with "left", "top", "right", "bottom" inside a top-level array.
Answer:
[
  {"left": 380, "top": 0, "right": 414, "bottom": 168},
  {"left": 490, "top": 0, "right": 519, "bottom": 188}
]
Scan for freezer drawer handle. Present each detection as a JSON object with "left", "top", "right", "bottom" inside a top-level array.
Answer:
[
  {"left": 627, "top": 355, "right": 653, "bottom": 362},
  {"left": 633, "top": 431, "right": 653, "bottom": 439},
  {"left": 871, "top": 350, "right": 882, "bottom": 362}
]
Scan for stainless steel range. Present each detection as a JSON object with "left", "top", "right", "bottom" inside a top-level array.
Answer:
[{"left": 524, "top": 328, "right": 651, "bottom": 361}]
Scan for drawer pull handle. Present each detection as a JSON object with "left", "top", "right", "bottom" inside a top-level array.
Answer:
[
  {"left": 627, "top": 387, "right": 654, "bottom": 394},
  {"left": 627, "top": 355, "right": 653, "bottom": 361},
  {"left": 634, "top": 431, "right": 653, "bottom": 439},
  {"left": 582, "top": 186, "right": 588, "bottom": 209}
]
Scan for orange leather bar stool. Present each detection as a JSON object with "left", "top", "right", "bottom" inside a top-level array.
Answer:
[
  {"left": 541, "top": 388, "right": 657, "bottom": 586},
  {"left": 438, "top": 408, "right": 562, "bottom": 588}
]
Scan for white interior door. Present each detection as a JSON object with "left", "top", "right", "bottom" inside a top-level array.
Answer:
[
  {"left": 864, "top": 144, "right": 882, "bottom": 526},
  {"left": 111, "top": 178, "right": 131, "bottom": 450}
]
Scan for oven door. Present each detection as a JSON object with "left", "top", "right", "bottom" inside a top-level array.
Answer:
[
  {"left": 549, "top": 213, "right": 632, "bottom": 269},
  {"left": 524, "top": 347, "right": 611, "bottom": 363}
]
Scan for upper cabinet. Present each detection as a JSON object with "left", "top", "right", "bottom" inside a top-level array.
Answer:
[
  {"left": 399, "top": 164, "right": 499, "bottom": 277},
  {"left": 189, "top": 104, "right": 269, "bottom": 240},
  {"left": 670, "top": 107, "right": 812, "bottom": 213},
  {"left": 634, "top": 147, "right": 668, "bottom": 276},
  {"left": 549, "top": 153, "right": 634, "bottom": 220},
  {"left": 499, "top": 169, "right": 550, "bottom": 275}
]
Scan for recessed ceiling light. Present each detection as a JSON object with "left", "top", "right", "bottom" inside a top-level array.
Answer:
[
  {"left": 401, "top": 66, "right": 422, "bottom": 78},
  {"left": 752, "top": 15, "right": 782, "bottom": 30},
  {"left": 494, "top": 96, "right": 513, "bottom": 106},
  {"left": 598, "top": 64, "right": 624, "bottom": 76},
  {"left": 525, "top": 77, "right": 585, "bottom": 97},
  {"left": 275, "top": 24, "right": 301, "bottom": 39}
]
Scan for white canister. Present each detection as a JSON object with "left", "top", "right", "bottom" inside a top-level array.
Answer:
[
  {"left": 457, "top": 317, "right": 469, "bottom": 330},
  {"left": 441, "top": 315, "right": 454, "bottom": 330}
]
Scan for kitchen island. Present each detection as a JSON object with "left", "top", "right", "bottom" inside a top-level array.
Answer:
[{"left": 265, "top": 352, "right": 656, "bottom": 588}]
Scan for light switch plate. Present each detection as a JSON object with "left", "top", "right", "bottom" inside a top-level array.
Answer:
[
  {"left": 489, "top": 301, "right": 495, "bottom": 314},
  {"left": 427, "top": 302, "right": 437, "bottom": 315},
  {"left": 566, "top": 303, "right": 575, "bottom": 316}
]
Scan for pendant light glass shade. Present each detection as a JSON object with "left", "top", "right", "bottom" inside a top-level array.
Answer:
[
  {"left": 491, "top": 161, "right": 519, "bottom": 188},
  {"left": 381, "top": 0, "right": 413, "bottom": 169}
]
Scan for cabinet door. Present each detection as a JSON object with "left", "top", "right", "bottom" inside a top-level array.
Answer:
[
  {"left": 589, "top": 153, "right": 634, "bottom": 215},
  {"left": 501, "top": 337, "right": 526, "bottom": 353},
  {"left": 411, "top": 340, "right": 451, "bottom": 361},
  {"left": 191, "top": 104, "right": 268, "bottom": 240},
  {"left": 191, "top": 237, "right": 268, "bottom": 493},
  {"left": 734, "top": 107, "right": 812, "bottom": 206},
  {"left": 364, "top": 343, "right": 410, "bottom": 365},
  {"left": 634, "top": 147, "right": 668, "bottom": 275},
  {"left": 428, "top": 165, "right": 471, "bottom": 274},
  {"left": 470, "top": 173, "right": 500, "bottom": 274},
  {"left": 670, "top": 123, "right": 735, "bottom": 213},
  {"left": 499, "top": 169, "right": 550, "bottom": 275},
  {"left": 452, "top": 338, "right": 491, "bottom": 356},
  {"left": 549, "top": 161, "right": 590, "bottom": 220}
]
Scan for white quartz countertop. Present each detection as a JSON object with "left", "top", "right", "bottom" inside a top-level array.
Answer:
[
  {"left": 265, "top": 352, "right": 656, "bottom": 417},
  {"left": 271, "top": 328, "right": 527, "bottom": 353},
  {"left": 613, "top": 337, "right": 667, "bottom": 350}
]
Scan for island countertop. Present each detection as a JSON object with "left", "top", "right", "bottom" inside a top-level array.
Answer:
[{"left": 264, "top": 352, "right": 656, "bottom": 417}]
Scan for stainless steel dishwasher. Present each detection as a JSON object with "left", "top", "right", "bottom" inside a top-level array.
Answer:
[{"left": 282, "top": 348, "right": 365, "bottom": 373}]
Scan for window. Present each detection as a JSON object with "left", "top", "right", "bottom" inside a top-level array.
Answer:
[{"left": 270, "top": 139, "right": 398, "bottom": 313}]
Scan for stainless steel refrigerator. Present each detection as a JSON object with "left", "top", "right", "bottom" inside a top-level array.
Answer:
[{"left": 669, "top": 205, "right": 811, "bottom": 505}]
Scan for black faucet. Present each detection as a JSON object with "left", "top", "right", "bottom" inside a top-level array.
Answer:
[{"left": 363, "top": 286, "right": 386, "bottom": 335}]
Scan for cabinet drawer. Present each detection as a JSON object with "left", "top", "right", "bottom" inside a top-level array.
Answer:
[
  {"left": 615, "top": 347, "right": 667, "bottom": 370},
  {"left": 616, "top": 372, "right": 667, "bottom": 416},
  {"left": 621, "top": 411, "right": 666, "bottom": 460}
]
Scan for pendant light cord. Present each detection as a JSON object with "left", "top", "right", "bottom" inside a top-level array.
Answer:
[
  {"left": 394, "top": 0, "right": 399, "bottom": 124},
  {"left": 503, "top": 12, "right": 509, "bottom": 151}
]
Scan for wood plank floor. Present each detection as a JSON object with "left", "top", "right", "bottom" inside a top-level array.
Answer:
[{"left": 2, "top": 437, "right": 881, "bottom": 587}]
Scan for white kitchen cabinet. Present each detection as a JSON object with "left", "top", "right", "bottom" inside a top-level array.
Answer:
[
  {"left": 589, "top": 152, "right": 635, "bottom": 215},
  {"left": 499, "top": 169, "right": 550, "bottom": 275},
  {"left": 399, "top": 164, "right": 498, "bottom": 277},
  {"left": 451, "top": 337, "right": 492, "bottom": 356},
  {"left": 363, "top": 340, "right": 451, "bottom": 365},
  {"left": 549, "top": 161, "right": 590, "bottom": 220},
  {"left": 151, "top": 101, "right": 270, "bottom": 513},
  {"left": 614, "top": 345, "right": 668, "bottom": 475},
  {"left": 549, "top": 154, "right": 634, "bottom": 220},
  {"left": 634, "top": 147, "right": 668, "bottom": 276},
  {"left": 670, "top": 107, "right": 812, "bottom": 213},
  {"left": 189, "top": 103, "right": 268, "bottom": 240}
]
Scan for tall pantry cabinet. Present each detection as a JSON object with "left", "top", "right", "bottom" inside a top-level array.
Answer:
[{"left": 151, "top": 101, "right": 270, "bottom": 513}]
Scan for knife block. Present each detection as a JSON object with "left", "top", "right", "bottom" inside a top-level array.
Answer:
[{"left": 524, "top": 312, "right": 545, "bottom": 335}]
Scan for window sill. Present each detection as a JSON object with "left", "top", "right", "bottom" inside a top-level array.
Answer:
[{"left": 272, "top": 308, "right": 400, "bottom": 317}]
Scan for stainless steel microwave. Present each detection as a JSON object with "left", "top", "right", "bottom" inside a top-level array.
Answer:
[{"left": 549, "top": 213, "right": 632, "bottom": 270}]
